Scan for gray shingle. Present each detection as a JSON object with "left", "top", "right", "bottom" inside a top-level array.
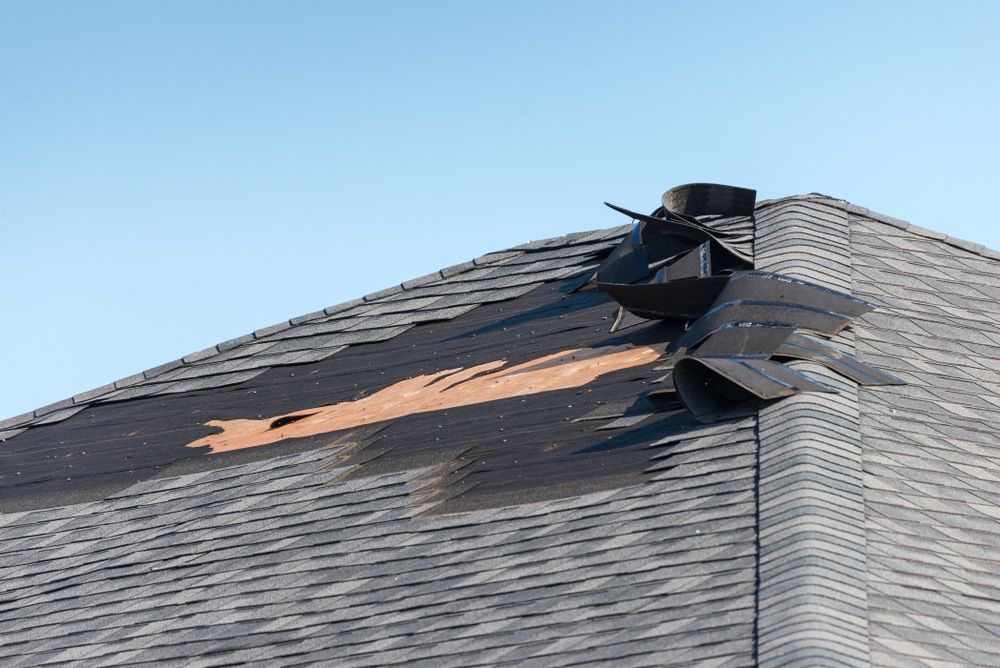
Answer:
[
  {"left": 216, "top": 333, "right": 256, "bottom": 352},
  {"left": 363, "top": 284, "right": 405, "bottom": 302},
  {"left": 289, "top": 309, "right": 328, "bottom": 326},
  {"left": 181, "top": 346, "right": 221, "bottom": 365},
  {"left": 112, "top": 372, "right": 146, "bottom": 389},
  {"left": 473, "top": 250, "right": 524, "bottom": 266},
  {"left": 27, "top": 405, "right": 87, "bottom": 426},
  {"left": 401, "top": 271, "right": 445, "bottom": 290},
  {"left": 0, "top": 399, "right": 758, "bottom": 665},
  {"left": 253, "top": 321, "right": 294, "bottom": 339},
  {"left": 850, "top": 208, "right": 1000, "bottom": 665},
  {"left": 323, "top": 297, "right": 367, "bottom": 316},
  {"left": 0, "top": 411, "right": 35, "bottom": 430},
  {"left": 141, "top": 358, "right": 185, "bottom": 380},
  {"left": 155, "top": 368, "right": 271, "bottom": 395},
  {"left": 439, "top": 260, "right": 478, "bottom": 278}
]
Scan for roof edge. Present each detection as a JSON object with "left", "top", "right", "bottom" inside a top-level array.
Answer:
[{"left": 1, "top": 226, "right": 628, "bottom": 431}]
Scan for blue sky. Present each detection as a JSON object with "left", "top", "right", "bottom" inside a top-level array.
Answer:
[{"left": 2, "top": 1, "right": 998, "bottom": 421}]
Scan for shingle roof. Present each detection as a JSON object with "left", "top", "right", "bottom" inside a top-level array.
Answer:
[{"left": 2, "top": 190, "right": 1000, "bottom": 666}]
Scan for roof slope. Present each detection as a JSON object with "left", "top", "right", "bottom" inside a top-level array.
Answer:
[
  {"left": 0, "top": 423, "right": 757, "bottom": 667},
  {"left": 2, "top": 191, "right": 1000, "bottom": 666},
  {"left": 851, "top": 209, "right": 1000, "bottom": 666}
]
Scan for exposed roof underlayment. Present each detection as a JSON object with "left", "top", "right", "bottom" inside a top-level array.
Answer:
[{"left": 2, "top": 191, "right": 1000, "bottom": 666}]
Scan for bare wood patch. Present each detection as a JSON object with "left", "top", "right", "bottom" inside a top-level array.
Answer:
[{"left": 188, "top": 345, "right": 661, "bottom": 454}]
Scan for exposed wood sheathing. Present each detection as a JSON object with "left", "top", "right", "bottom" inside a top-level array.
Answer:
[{"left": 190, "top": 345, "right": 661, "bottom": 454}]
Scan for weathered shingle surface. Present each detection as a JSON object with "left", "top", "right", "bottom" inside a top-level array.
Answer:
[{"left": 0, "top": 418, "right": 757, "bottom": 667}]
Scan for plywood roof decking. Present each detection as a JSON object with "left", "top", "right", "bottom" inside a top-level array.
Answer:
[{"left": 4, "top": 193, "right": 1000, "bottom": 666}]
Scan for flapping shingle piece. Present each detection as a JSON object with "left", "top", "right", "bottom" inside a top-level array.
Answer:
[
  {"left": 657, "top": 241, "right": 713, "bottom": 281},
  {"left": 676, "top": 271, "right": 877, "bottom": 349},
  {"left": 596, "top": 183, "right": 756, "bottom": 288},
  {"left": 600, "top": 202, "right": 751, "bottom": 279},
  {"left": 599, "top": 276, "right": 731, "bottom": 320},
  {"left": 661, "top": 182, "right": 757, "bottom": 218},
  {"left": 669, "top": 274, "right": 901, "bottom": 421},
  {"left": 595, "top": 222, "right": 648, "bottom": 284},
  {"left": 674, "top": 353, "right": 838, "bottom": 421},
  {"left": 775, "top": 331, "right": 905, "bottom": 386},
  {"left": 594, "top": 187, "right": 903, "bottom": 423}
]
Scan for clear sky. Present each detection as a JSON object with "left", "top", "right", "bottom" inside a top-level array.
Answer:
[{"left": 2, "top": 1, "right": 998, "bottom": 421}]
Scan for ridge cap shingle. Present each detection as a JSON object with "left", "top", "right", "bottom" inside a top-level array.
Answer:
[{"left": 773, "top": 195, "right": 1000, "bottom": 262}]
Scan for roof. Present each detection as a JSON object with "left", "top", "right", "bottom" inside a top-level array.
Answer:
[{"left": 2, "top": 189, "right": 1000, "bottom": 666}]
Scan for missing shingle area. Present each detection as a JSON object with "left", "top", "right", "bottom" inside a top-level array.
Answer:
[{"left": 2, "top": 244, "right": 679, "bottom": 513}]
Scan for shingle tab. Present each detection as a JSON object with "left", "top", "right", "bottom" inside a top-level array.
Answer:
[
  {"left": 28, "top": 405, "right": 87, "bottom": 426},
  {"left": 253, "top": 321, "right": 294, "bottom": 339},
  {"left": 323, "top": 297, "right": 367, "bottom": 316},
  {"left": 439, "top": 260, "right": 478, "bottom": 278},
  {"left": 289, "top": 310, "right": 328, "bottom": 326},
  {"left": 71, "top": 382, "right": 118, "bottom": 404},
  {"left": 142, "top": 358, "right": 185, "bottom": 380},
  {"left": 473, "top": 250, "right": 524, "bottom": 266},
  {"left": 401, "top": 271, "right": 444, "bottom": 290},
  {"left": 181, "top": 346, "right": 221, "bottom": 365},
  {"left": 216, "top": 333, "right": 256, "bottom": 352},
  {"left": 113, "top": 373, "right": 146, "bottom": 389},
  {"left": 363, "top": 285, "right": 406, "bottom": 302}
]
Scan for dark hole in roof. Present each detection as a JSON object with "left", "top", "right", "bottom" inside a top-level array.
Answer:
[{"left": 269, "top": 413, "right": 317, "bottom": 430}]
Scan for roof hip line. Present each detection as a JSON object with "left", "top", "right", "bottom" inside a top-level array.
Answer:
[{"left": 753, "top": 199, "right": 872, "bottom": 667}]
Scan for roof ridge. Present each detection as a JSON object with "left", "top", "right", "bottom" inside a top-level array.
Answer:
[
  {"left": 752, "top": 199, "right": 872, "bottom": 663},
  {"left": 758, "top": 194, "right": 1000, "bottom": 262}
]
